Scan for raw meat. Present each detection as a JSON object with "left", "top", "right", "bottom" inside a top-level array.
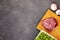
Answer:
[{"left": 41, "top": 17, "right": 58, "bottom": 30}]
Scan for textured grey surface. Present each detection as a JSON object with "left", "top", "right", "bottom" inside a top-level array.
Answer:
[{"left": 0, "top": 0, "right": 59, "bottom": 40}]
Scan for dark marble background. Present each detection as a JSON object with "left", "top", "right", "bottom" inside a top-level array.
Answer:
[{"left": 0, "top": 0, "right": 60, "bottom": 40}]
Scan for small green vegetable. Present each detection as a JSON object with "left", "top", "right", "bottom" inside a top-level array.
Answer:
[{"left": 35, "top": 30, "right": 57, "bottom": 40}]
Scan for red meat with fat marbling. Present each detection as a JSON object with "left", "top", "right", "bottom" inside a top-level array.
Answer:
[{"left": 41, "top": 17, "right": 58, "bottom": 30}]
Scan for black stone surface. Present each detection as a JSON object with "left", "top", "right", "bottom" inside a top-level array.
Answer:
[{"left": 0, "top": 0, "right": 60, "bottom": 40}]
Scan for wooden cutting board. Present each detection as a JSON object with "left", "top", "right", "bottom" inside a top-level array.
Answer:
[{"left": 36, "top": 9, "right": 60, "bottom": 40}]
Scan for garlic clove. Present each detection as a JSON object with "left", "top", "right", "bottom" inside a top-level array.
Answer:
[
  {"left": 51, "top": 3, "right": 57, "bottom": 11},
  {"left": 56, "top": 9, "right": 60, "bottom": 15}
]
